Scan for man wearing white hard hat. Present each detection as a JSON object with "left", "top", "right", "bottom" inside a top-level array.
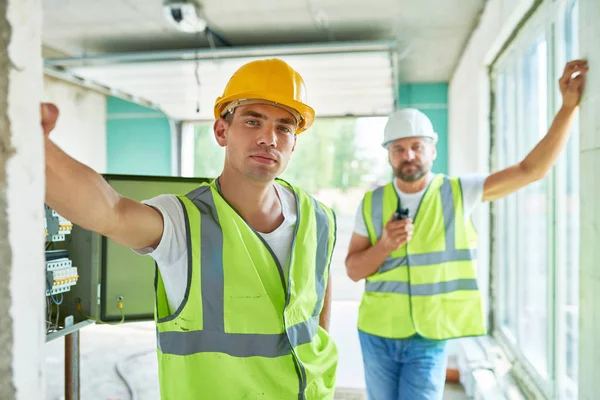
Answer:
[{"left": 345, "top": 60, "right": 588, "bottom": 400}]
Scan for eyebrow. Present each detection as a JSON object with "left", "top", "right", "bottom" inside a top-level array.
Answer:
[{"left": 240, "top": 110, "right": 296, "bottom": 126}]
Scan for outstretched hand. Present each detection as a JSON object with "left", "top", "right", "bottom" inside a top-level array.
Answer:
[
  {"left": 560, "top": 60, "right": 588, "bottom": 109},
  {"left": 41, "top": 103, "right": 59, "bottom": 137}
]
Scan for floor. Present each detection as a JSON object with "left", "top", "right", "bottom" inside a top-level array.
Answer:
[{"left": 334, "top": 384, "right": 466, "bottom": 400}]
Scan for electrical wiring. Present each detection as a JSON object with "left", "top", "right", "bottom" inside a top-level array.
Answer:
[
  {"left": 74, "top": 296, "right": 137, "bottom": 396},
  {"left": 55, "top": 301, "right": 60, "bottom": 330},
  {"left": 46, "top": 277, "right": 64, "bottom": 305},
  {"left": 50, "top": 292, "right": 64, "bottom": 305},
  {"left": 46, "top": 298, "right": 64, "bottom": 334},
  {"left": 46, "top": 296, "right": 53, "bottom": 332},
  {"left": 75, "top": 298, "right": 125, "bottom": 325},
  {"left": 115, "top": 349, "right": 155, "bottom": 400}
]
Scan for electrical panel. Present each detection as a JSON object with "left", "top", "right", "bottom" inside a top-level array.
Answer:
[
  {"left": 46, "top": 174, "right": 210, "bottom": 340},
  {"left": 45, "top": 206, "right": 84, "bottom": 340}
]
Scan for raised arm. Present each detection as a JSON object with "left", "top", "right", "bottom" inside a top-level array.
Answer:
[
  {"left": 483, "top": 60, "right": 588, "bottom": 201},
  {"left": 43, "top": 103, "right": 164, "bottom": 249}
]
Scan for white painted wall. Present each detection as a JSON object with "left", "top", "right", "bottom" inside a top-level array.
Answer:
[
  {"left": 6, "top": 0, "right": 45, "bottom": 398},
  {"left": 43, "top": 76, "right": 107, "bottom": 173},
  {"left": 448, "top": 0, "right": 536, "bottom": 323},
  {"left": 578, "top": 1, "right": 600, "bottom": 398}
]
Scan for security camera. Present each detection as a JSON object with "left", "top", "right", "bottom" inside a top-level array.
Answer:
[{"left": 163, "top": 0, "right": 207, "bottom": 33}]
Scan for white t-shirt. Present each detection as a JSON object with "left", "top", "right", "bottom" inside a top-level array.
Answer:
[
  {"left": 135, "top": 182, "right": 297, "bottom": 312},
  {"left": 353, "top": 173, "right": 488, "bottom": 236}
]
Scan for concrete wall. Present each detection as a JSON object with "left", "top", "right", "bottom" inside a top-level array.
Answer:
[
  {"left": 106, "top": 97, "right": 173, "bottom": 176},
  {"left": 578, "top": 0, "right": 600, "bottom": 398},
  {"left": 399, "top": 83, "right": 449, "bottom": 175},
  {"left": 1, "top": 0, "right": 45, "bottom": 399},
  {"left": 448, "top": 0, "right": 536, "bottom": 324},
  {"left": 43, "top": 76, "right": 107, "bottom": 173}
]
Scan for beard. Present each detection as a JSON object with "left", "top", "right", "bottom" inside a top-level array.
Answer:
[{"left": 394, "top": 162, "right": 428, "bottom": 182}]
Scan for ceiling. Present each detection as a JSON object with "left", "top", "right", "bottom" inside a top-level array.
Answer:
[
  {"left": 42, "top": 0, "right": 485, "bottom": 83},
  {"left": 54, "top": 48, "right": 396, "bottom": 121}
]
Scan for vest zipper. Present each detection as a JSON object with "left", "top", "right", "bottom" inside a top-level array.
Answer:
[
  {"left": 249, "top": 226, "right": 306, "bottom": 398},
  {"left": 284, "top": 189, "right": 307, "bottom": 398}
]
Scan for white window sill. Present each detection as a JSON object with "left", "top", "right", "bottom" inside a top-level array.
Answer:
[{"left": 457, "top": 335, "right": 546, "bottom": 399}]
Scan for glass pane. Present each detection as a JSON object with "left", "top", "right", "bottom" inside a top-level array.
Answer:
[
  {"left": 563, "top": 1, "right": 579, "bottom": 398},
  {"left": 517, "top": 37, "right": 550, "bottom": 379},
  {"left": 496, "top": 65, "right": 519, "bottom": 338},
  {"left": 192, "top": 123, "right": 225, "bottom": 178},
  {"left": 281, "top": 117, "right": 390, "bottom": 302},
  {"left": 506, "top": 64, "right": 520, "bottom": 340},
  {"left": 495, "top": 71, "right": 508, "bottom": 327}
]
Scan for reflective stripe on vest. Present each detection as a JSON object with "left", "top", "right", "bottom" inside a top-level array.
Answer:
[
  {"left": 158, "top": 315, "right": 319, "bottom": 357},
  {"left": 156, "top": 185, "right": 332, "bottom": 358},
  {"left": 365, "top": 279, "right": 479, "bottom": 296},
  {"left": 366, "top": 177, "right": 478, "bottom": 295}
]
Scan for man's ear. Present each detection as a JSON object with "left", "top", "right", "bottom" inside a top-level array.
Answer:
[
  {"left": 214, "top": 118, "right": 228, "bottom": 147},
  {"left": 431, "top": 144, "right": 437, "bottom": 161},
  {"left": 291, "top": 135, "right": 297, "bottom": 153}
]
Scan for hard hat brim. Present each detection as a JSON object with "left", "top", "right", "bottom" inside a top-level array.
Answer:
[
  {"left": 382, "top": 134, "right": 439, "bottom": 149},
  {"left": 214, "top": 91, "right": 315, "bottom": 134}
]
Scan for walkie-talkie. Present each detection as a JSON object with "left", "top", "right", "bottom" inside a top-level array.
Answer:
[
  {"left": 394, "top": 208, "right": 409, "bottom": 221},
  {"left": 394, "top": 199, "right": 409, "bottom": 220}
]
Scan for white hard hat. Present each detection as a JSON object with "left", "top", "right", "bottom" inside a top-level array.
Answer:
[{"left": 382, "top": 108, "right": 438, "bottom": 149}]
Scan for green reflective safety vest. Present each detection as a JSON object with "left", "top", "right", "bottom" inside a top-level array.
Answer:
[
  {"left": 154, "top": 179, "right": 338, "bottom": 400},
  {"left": 358, "top": 174, "right": 486, "bottom": 340}
]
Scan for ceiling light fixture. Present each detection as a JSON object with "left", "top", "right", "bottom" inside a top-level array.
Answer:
[{"left": 163, "top": 0, "right": 207, "bottom": 33}]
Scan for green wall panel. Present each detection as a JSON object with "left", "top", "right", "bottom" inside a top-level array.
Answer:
[
  {"left": 106, "top": 97, "right": 172, "bottom": 176},
  {"left": 398, "top": 83, "right": 449, "bottom": 175}
]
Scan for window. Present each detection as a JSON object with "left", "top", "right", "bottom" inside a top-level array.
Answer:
[
  {"left": 492, "top": 1, "right": 579, "bottom": 397},
  {"left": 494, "top": 33, "right": 551, "bottom": 380},
  {"left": 518, "top": 35, "right": 550, "bottom": 379},
  {"left": 555, "top": 0, "right": 580, "bottom": 398}
]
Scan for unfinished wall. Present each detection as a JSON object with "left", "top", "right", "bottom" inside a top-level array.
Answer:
[
  {"left": 2, "top": 0, "right": 45, "bottom": 399},
  {"left": 43, "top": 76, "right": 107, "bottom": 173},
  {"left": 0, "top": 1, "right": 15, "bottom": 395},
  {"left": 578, "top": 0, "right": 600, "bottom": 397}
]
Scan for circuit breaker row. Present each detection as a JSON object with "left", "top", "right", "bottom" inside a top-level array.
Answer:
[{"left": 45, "top": 205, "right": 78, "bottom": 297}]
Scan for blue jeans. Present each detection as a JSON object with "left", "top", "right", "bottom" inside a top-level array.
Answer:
[{"left": 358, "top": 330, "right": 448, "bottom": 400}]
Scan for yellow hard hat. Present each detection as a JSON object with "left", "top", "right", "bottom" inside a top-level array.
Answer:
[{"left": 214, "top": 58, "right": 315, "bottom": 134}]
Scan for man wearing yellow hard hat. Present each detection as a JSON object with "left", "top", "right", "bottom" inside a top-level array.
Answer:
[
  {"left": 42, "top": 58, "right": 338, "bottom": 399},
  {"left": 345, "top": 60, "right": 588, "bottom": 400}
]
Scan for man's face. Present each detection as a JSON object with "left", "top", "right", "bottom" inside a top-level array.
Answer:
[
  {"left": 214, "top": 103, "right": 298, "bottom": 182},
  {"left": 388, "top": 137, "right": 437, "bottom": 182}
]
